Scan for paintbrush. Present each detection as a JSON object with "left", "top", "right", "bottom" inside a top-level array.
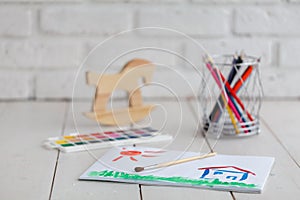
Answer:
[{"left": 134, "top": 152, "right": 217, "bottom": 172}]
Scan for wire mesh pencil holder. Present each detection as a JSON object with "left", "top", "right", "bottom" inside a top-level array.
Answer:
[{"left": 199, "top": 54, "right": 263, "bottom": 137}]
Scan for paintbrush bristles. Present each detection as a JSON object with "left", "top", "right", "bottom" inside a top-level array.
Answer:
[{"left": 134, "top": 167, "right": 145, "bottom": 172}]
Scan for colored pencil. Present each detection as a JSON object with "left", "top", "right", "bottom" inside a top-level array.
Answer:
[
  {"left": 233, "top": 65, "right": 253, "bottom": 93},
  {"left": 206, "top": 55, "right": 255, "bottom": 134},
  {"left": 205, "top": 59, "right": 241, "bottom": 134},
  {"left": 227, "top": 54, "right": 242, "bottom": 85},
  {"left": 219, "top": 73, "right": 254, "bottom": 121},
  {"left": 209, "top": 55, "right": 243, "bottom": 123}
]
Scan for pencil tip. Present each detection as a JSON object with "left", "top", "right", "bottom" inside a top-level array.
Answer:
[{"left": 134, "top": 167, "right": 144, "bottom": 172}]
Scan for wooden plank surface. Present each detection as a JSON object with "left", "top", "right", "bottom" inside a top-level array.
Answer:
[
  {"left": 50, "top": 102, "right": 141, "bottom": 200},
  {"left": 261, "top": 101, "right": 300, "bottom": 166},
  {"left": 0, "top": 102, "right": 67, "bottom": 200},
  {"left": 3, "top": 100, "right": 299, "bottom": 200},
  {"left": 189, "top": 100, "right": 300, "bottom": 199},
  {"left": 139, "top": 100, "right": 233, "bottom": 200}
]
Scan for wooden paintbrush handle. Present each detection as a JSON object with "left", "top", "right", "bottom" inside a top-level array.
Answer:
[{"left": 156, "top": 152, "right": 217, "bottom": 169}]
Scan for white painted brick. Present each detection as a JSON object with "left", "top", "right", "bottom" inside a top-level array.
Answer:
[
  {"left": 0, "top": 41, "right": 82, "bottom": 68},
  {"left": 143, "top": 70, "right": 200, "bottom": 98},
  {"left": 85, "top": 37, "right": 182, "bottom": 73},
  {"left": 183, "top": 38, "right": 273, "bottom": 69},
  {"left": 131, "top": 0, "right": 182, "bottom": 2},
  {"left": 36, "top": 70, "right": 94, "bottom": 99},
  {"left": 40, "top": 6, "right": 132, "bottom": 35},
  {"left": 192, "top": 0, "right": 281, "bottom": 3},
  {"left": 0, "top": 70, "right": 33, "bottom": 99},
  {"left": 234, "top": 6, "right": 300, "bottom": 35},
  {"left": 0, "top": 0, "right": 87, "bottom": 1},
  {"left": 279, "top": 40, "right": 300, "bottom": 67},
  {"left": 0, "top": 2, "right": 298, "bottom": 100},
  {"left": 0, "top": 0, "right": 180, "bottom": 1},
  {"left": 35, "top": 68, "right": 300, "bottom": 99},
  {"left": 0, "top": 7, "right": 31, "bottom": 37},
  {"left": 94, "top": 0, "right": 184, "bottom": 2},
  {"left": 261, "top": 68, "right": 300, "bottom": 97},
  {"left": 35, "top": 68, "right": 201, "bottom": 99},
  {"left": 138, "top": 6, "right": 230, "bottom": 36}
]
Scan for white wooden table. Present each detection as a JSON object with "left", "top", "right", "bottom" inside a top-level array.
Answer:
[{"left": 0, "top": 100, "right": 299, "bottom": 200}]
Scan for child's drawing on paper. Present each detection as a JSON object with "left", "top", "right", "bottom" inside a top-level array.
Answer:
[
  {"left": 80, "top": 146, "right": 274, "bottom": 193},
  {"left": 198, "top": 166, "right": 256, "bottom": 182},
  {"left": 112, "top": 147, "right": 165, "bottom": 162}
]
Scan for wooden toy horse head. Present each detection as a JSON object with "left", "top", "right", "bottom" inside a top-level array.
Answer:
[{"left": 84, "top": 59, "right": 156, "bottom": 125}]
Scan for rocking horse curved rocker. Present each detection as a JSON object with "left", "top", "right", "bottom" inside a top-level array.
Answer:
[{"left": 84, "top": 59, "right": 156, "bottom": 126}]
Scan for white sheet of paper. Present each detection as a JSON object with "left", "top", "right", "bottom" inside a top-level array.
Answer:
[{"left": 79, "top": 146, "right": 274, "bottom": 193}]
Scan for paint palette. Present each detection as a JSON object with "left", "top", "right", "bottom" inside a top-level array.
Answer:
[{"left": 44, "top": 127, "right": 172, "bottom": 153}]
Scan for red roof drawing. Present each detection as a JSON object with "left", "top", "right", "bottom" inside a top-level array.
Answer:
[{"left": 198, "top": 166, "right": 256, "bottom": 176}]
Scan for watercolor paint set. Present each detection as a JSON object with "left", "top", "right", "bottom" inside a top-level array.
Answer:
[{"left": 44, "top": 127, "right": 172, "bottom": 153}]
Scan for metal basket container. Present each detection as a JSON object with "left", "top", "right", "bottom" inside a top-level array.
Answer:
[{"left": 199, "top": 54, "right": 263, "bottom": 137}]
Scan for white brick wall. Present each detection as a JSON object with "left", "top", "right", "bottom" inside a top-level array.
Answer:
[
  {"left": 0, "top": 40, "right": 83, "bottom": 68},
  {"left": 0, "top": 70, "right": 33, "bottom": 99},
  {"left": 0, "top": 7, "right": 31, "bottom": 37},
  {"left": 234, "top": 6, "right": 300, "bottom": 35},
  {"left": 85, "top": 37, "right": 182, "bottom": 72},
  {"left": 183, "top": 38, "right": 273, "bottom": 68},
  {"left": 137, "top": 6, "right": 231, "bottom": 37},
  {"left": 279, "top": 40, "right": 300, "bottom": 68},
  {"left": 0, "top": 1, "right": 299, "bottom": 100},
  {"left": 35, "top": 69, "right": 93, "bottom": 99},
  {"left": 40, "top": 6, "right": 133, "bottom": 35}
]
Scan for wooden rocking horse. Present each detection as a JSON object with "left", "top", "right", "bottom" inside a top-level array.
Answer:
[{"left": 84, "top": 59, "right": 156, "bottom": 125}]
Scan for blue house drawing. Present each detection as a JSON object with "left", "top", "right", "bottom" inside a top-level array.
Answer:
[{"left": 198, "top": 166, "right": 256, "bottom": 182}]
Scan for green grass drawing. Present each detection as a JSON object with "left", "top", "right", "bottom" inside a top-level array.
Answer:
[{"left": 88, "top": 170, "right": 256, "bottom": 188}]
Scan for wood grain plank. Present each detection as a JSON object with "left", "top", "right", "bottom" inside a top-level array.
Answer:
[
  {"left": 261, "top": 101, "right": 300, "bottom": 166},
  {"left": 0, "top": 102, "right": 67, "bottom": 200},
  {"left": 50, "top": 101, "right": 141, "bottom": 200},
  {"left": 189, "top": 100, "right": 300, "bottom": 199}
]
